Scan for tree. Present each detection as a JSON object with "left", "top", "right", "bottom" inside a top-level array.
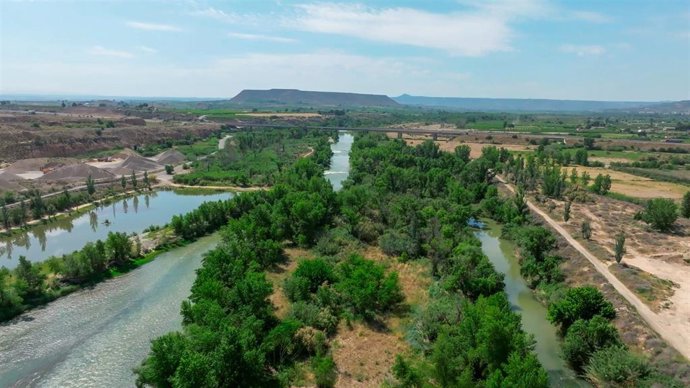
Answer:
[
  {"left": 681, "top": 191, "right": 690, "bottom": 218},
  {"left": 574, "top": 149, "right": 588, "bottom": 166},
  {"left": 569, "top": 168, "right": 578, "bottom": 185},
  {"left": 583, "top": 137, "right": 596, "bottom": 150},
  {"left": 548, "top": 286, "right": 616, "bottom": 333},
  {"left": 580, "top": 171, "right": 591, "bottom": 186},
  {"left": 591, "top": 174, "right": 612, "bottom": 195},
  {"left": 581, "top": 221, "right": 592, "bottom": 240},
  {"left": 14, "top": 256, "right": 45, "bottom": 298},
  {"left": 614, "top": 233, "right": 626, "bottom": 264},
  {"left": 130, "top": 170, "right": 138, "bottom": 189},
  {"left": 564, "top": 201, "right": 571, "bottom": 222},
  {"left": 143, "top": 171, "right": 150, "bottom": 190},
  {"left": 121, "top": 175, "right": 127, "bottom": 190},
  {"left": 105, "top": 232, "right": 132, "bottom": 266},
  {"left": 642, "top": 198, "right": 678, "bottom": 231},
  {"left": 562, "top": 316, "right": 621, "bottom": 372},
  {"left": 165, "top": 164, "right": 174, "bottom": 175},
  {"left": 1, "top": 204, "right": 9, "bottom": 230},
  {"left": 86, "top": 175, "right": 96, "bottom": 196}
]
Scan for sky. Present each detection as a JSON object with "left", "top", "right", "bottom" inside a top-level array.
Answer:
[{"left": 1, "top": 0, "right": 689, "bottom": 101}]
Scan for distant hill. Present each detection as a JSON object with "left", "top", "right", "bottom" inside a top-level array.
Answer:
[
  {"left": 229, "top": 89, "right": 399, "bottom": 108},
  {"left": 633, "top": 100, "right": 690, "bottom": 114},
  {"left": 393, "top": 94, "right": 665, "bottom": 113}
]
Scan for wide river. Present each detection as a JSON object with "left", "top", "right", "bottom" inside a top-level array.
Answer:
[{"left": 0, "top": 190, "right": 231, "bottom": 269}]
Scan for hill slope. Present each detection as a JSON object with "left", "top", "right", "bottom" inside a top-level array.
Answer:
[
  {"left": 230, "top": 89, "right": 399, "bottom": 108},
  {"left": 394, "top": 94, "right": 663, "bottom": 113}
]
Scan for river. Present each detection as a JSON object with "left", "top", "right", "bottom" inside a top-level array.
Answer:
[
  {"left": 0, "top": 234, "right": 220, "bottom": 387},
  {"left": 324, "top": 131, "right": 353, "bottom": 191},
  {"left": 476, "top": 222, "right": 586, "bottom": 387},
  {"left": 0, "top": 190, "right": 231, "bottom": 269}
]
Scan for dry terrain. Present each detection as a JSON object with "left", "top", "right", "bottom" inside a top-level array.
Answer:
[
  {"left": 266, "top": 245, "right": 430, "bottom": 387},
  {"left": 566, "top": 166, "right": 689, "bottom": 200}
]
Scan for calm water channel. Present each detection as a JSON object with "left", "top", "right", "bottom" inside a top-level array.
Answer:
[
  {"left": 476, "top": 221, "right": 586, "bottom": 387},
  {"left": 324, "top": 131, "right": 353, "bottom": 191},
  {"left": 0, "top": 190, "right": 231, "bottom": 269}
]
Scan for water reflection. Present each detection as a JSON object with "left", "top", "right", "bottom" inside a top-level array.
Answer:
[{"left": 0, "top": 190, "right": 232, "bottom": 269}]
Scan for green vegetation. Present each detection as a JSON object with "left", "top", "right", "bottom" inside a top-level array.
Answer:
[
  {"left": 681, "top": 191, "right": 690, "bottom": 218},
  {"left": 174, "top": 128, "right": 334, "bottom": 187},
  {"left": 640, "top": 198, "right": 679, "bottom": 231},
  {"left": 614, "top": 233, "right": 626, "bottom": 264}
]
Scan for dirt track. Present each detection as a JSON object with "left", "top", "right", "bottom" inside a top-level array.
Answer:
[{"left": 496, "top": 175, "right": 690, "bottom": 361}]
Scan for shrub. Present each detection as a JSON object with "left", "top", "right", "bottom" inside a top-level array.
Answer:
[
  {"left": 284, "top": 259, "right": 336, "bottom": 302},
  {"left": 562, "top": 316, "right": 621, "bottom": 372},
  {"left": 548, "top": 286, "right": 616, "bottom": 333},
  {"left": 642, "top": 198, "right": 678, "bottom": 231},
  {"left": 313, "top": 355, "right": 337, "bottom": 388},
  {"left": 585, "top": 346, "right": 652, "bottom": 386},
  {"left": 336, "top": 255, "right": 404, "bottom": 318}
]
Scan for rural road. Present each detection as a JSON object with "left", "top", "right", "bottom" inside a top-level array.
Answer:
[{"left": 496, "top": 175, "right": 690, "bottom": 361}]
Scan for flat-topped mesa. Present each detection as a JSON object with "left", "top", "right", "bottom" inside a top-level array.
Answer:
[{"left": 230, "top": 88, "right": 400, "bottom": 108}]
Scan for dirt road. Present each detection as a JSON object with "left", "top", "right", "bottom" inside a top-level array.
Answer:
[{"left": 496, "top": 175, "right": 690, "bottom": 361}]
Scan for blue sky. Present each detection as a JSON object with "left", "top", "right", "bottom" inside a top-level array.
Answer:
[{"left": 1, "top": 0, "right": 688, "bottom": 100}]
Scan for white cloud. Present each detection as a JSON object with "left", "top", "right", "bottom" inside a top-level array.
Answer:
[
  {"left": 190, "top": 7, "right": 240, "bottom": 23},
  {"left": 289, "top": 2, "right": 548, "bottom": 56},
  {"left": 560, "top": 44, "right": 606, "bottom": 56},
  {"left": 88, "top": 45, "right": 134, "bottom": 58},
  {"left": 572, "top": 10, "right": 611, "bottom": 23},
  {"left": 228, "top": 32, "right": 296, "bottom": 43},
  {"left": 126, "top": 21, "right": 181, "bottom": 32}
]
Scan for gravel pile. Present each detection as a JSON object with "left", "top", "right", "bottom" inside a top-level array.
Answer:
[
  {"left": 154, "top": 149, "right": 186, "bottom": 165},
  {"left": 40, "top": 163, "right": 115, "bottom": 182}
]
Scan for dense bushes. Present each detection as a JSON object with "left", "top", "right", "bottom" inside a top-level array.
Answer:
[{"left": 640, "top": 198, "right": 678, "bottom": 231}]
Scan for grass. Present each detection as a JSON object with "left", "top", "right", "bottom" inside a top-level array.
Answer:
[{"left": 609, "top": 263, "right": 678, "bottom": 312}]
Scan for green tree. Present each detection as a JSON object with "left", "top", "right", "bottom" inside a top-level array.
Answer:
[
  {"left": 143, "top": 171, "right": 150, "bottom": 190},
  {"left": 591, "top": 174, "right": 612, "bottom": 195},
  {"left": 642, "top": 198, "right": 678, "bottom": 231},
  {"left": 548, "top": 286, "right": 616, "bottom": 333},
  {"left": 564, "top": 201, "right": 571, "bottom": 222},
  {"left": 583, "top": 137, "right": 596, "bottom": 150},
  {"left": 581, "top": 221, "right": 592, "bottom": 240},
  {"left": 121, "top": 175, "right": 127, "bottom": 190},
  {"left": 131, "top": 170, "right": 138, "bottom": 189},
  {"left": 454, "top": 145, "right": 471, "bottom": 163},
  {"left": 681, "top": 191, "right": 690, "bottom": 218},
  {"left": 614, "top": 233, "right": 626, "bottom": 264},
  {"left": 580, "top": 171, "right": 591, "bottom": 186},
  {"left": 562, "top": 316, "right": 621, "bottom": 372},
  {"left": 165, "top": 165, "right": 174, "bottom": 175},
  {"left": 574, "top": 149, "right": 588, "bottom": 166},
  {"left": 14, "top": 256, "right": 45, "bottom": 298},
  {"left": 486, "top": 352, "right": 549, "bottom": 388},
  {"left": 336, "top": 255, "right": 404, "bottom": 318},
  {"left": 86, "top": 175, "right": 96, "bottom": 196},
  {"left": 105, "top": 232, "right": 132, "bottom": 266},
  {"left": 569, "top": 168, "right": 578, "bottom": 185}
]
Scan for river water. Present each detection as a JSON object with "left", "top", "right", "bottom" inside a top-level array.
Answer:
[
  {"left": 0, "top": 234, "right": 220, "bottom": 387},
  {"left": 476, "top": 222, "right": 585, "bottom": 387},
  {"left": 0, "top": 190, "right": 231, "bottom": 269},
  {"left": 324, "top": 131, "right": 353, "bottom": 191}
]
